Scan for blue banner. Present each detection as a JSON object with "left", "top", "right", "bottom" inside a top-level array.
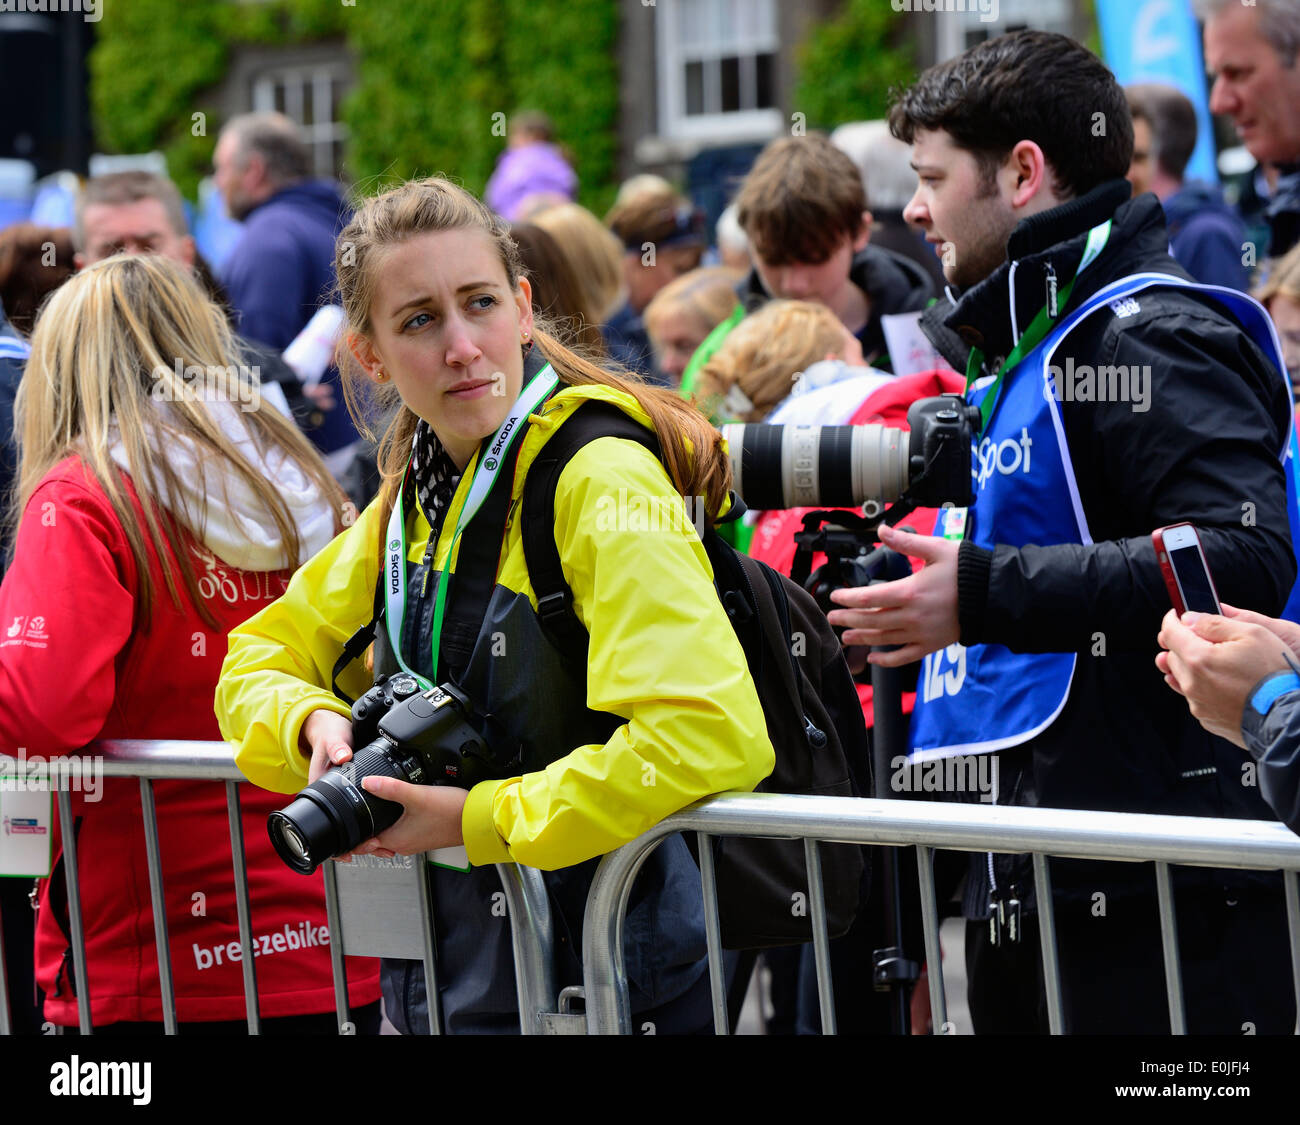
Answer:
[{"left": 1097, "top": 0, "right": 1218, "bottom": 186}]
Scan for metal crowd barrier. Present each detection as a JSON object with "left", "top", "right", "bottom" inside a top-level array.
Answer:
[
  {"left": 7, "top": 743, "right": 1300, "bottom": 1036},
  {"left": 0, "top": 739, "right": 557, "bottom": 1036},
  {"left": 579, "top": 792, "right": 1300, "bottom": 1035}
]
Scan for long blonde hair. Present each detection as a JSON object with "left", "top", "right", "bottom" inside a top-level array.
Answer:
[
  {"left": 11, "top": 254, "right": 348, "bottom": 630},
  {"left": 333, "top": 177, "right": 732, "bottom": 553}
]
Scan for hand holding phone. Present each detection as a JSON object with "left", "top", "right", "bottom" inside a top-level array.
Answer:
[{"left": 1153, "top": 523, "right": 1222, "bottom": 615}]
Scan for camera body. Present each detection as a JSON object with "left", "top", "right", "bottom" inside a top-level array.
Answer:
[
  {"left": 267, "top": 675, "right": 496, "bottom": 874},
  {"left": 905, "top": 396, "right": 978, "bottom": 511}
]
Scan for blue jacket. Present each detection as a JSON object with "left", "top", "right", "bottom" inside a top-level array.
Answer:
[
  {"left": 221, "top": 180, "right": 359, "bottom": 453},
  {"left": 0, "top": 301, "right": 29, "bottom": 573},
  {"left": 1162, "top": 181, "right": 1251, "bottom": 292}
]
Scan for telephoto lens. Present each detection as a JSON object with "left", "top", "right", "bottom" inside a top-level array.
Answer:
[
  {"left": 268, "top": 682, "right": 490, "bottom": 875},
  {"left": 721, "top": 394, "right": 979, "bottom": 511},
  {"left": 721, "top": 423, "right": 909, "bottom": 510}
]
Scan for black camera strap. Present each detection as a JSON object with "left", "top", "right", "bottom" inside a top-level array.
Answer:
[{"left": 331, "top": 572, "right": 386, "bottom": 705}]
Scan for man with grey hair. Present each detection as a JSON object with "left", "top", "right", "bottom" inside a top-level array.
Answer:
[
  {"left": 1202, "top": 0, "right": 1300, "bottom": 259},
  {"left": 214, "top": 112, "right": 359, "bottom": 466},
  {"left": 72, "top": 169, "right": 313, "bottom": 424}
]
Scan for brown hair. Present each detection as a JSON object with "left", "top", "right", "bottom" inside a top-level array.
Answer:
[
  {"left": 0, "top": 224, "right": 75, "bottom": 335},
  {"left": 509, "top": 221, "right": 606, "bottom": 356},
  {"left": 605, "top": 184, "right": 698, "bottom": 250},
  {"left": 694, "top": 300, "right": 849, "bottom": 423},
  {"left": 13, "top": 254, "right": 347, "bottom": 632},
  {"left": 332, "top": 177, "right": 733, "bottom": 551},
  {"left": 1125, "top": 83, "right": 1198, "bottom": 182},
  {"left": 735, "top": 135, "right": 867, "bottom": 267}
]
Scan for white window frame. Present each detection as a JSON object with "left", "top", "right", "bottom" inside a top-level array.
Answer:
[
  {"left": 655, "top": 0, "right": 781, "bottom": 144},
  {"left": 935, "top": 0, "right": 1072, "bottom": 60},
  {"left": 250, "top": 63, "right": 350, "bottom": 179}
]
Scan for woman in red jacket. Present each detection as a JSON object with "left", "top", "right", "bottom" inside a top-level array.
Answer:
[{"left": 0, "top": 253, "right": 381, "bottom": 1032}]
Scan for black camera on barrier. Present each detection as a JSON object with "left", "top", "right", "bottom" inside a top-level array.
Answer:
[{"left": 268, "top": 674, "right": 495, "bottom": 875}]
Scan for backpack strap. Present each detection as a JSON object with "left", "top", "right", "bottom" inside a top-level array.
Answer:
[{"left": 522, "top": 402, "right": 662, "bottom": 660}]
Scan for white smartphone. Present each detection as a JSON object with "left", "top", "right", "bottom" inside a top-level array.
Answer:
[{"left": 1152, "top": 522, "right": 1222, "bottom": 615}]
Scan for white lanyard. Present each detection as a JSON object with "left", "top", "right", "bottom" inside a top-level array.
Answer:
[{"left": 383, "top": 364, "right": 559, "bottom": 686}]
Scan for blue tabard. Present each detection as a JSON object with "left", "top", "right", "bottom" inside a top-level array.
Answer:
[{"left": 909, "top": 271, "right": 1300, "bottom": 761}]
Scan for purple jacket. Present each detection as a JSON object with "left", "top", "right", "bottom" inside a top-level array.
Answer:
[{"left": 485, "top": 142, "right": 577, "bottom": 220}]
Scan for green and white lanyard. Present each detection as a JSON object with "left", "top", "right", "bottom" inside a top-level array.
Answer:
[
  {"left": 383, "top": 364, "right": 560, "bottom": 687},
  {"left": 965, "top": 220, "right": 1112, "bottom": 436}
]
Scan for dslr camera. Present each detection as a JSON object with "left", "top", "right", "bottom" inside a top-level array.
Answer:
[
  {"left": 268, "top": 674, "right": 496, "bottom": 875},
  {"left": 723, "top": 395, "right": 981, "bottom": 618},
  {"left": 721, "top": 395, "right": 979, "bottom": 513}
]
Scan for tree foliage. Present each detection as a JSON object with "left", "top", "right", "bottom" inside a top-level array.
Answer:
[
  {"left": 792, "top": 0, "right": 918, "bottom": 131},
  {"left": 90, "top": 0, "right": 619, "bottom": 208}
]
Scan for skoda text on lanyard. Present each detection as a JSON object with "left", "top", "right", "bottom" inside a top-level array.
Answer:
[
  {"left": 910, "top": 224, "right": 1300, "bottom": 762},
  {"left": 384, "top": 364, "right": 560, "bottom": 688}
]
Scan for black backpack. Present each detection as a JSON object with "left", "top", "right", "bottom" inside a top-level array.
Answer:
[{"left": 522, "top": 402, "right": 871, "bottom": 949}]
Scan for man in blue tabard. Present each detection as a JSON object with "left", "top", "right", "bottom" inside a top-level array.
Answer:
[{"left": 827, "top": 31, "right": 1299, "bottom": 1033}]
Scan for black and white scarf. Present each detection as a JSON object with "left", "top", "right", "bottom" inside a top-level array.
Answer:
[{"left": 409, "top": 419, "right": 461, "bottom": 531}]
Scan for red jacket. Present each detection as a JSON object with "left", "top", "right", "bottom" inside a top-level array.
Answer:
[
  {"left": 748, "top": 370, "right": 967, "bottom": 727},
  {"left": 0, "top": 455, "right": 379, "bottom": 1026}
]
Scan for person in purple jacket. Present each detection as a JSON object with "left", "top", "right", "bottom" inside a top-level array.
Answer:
[
  {"left": 485, "top": 111, "right": 578, "bottom": 222},
  {"left": 214, "top": 111, "right": 360, "bottom": 469}
]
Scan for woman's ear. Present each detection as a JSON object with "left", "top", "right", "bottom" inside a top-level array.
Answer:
[
  {"left": 347, "top": 331, "right": 385, "bottom": 384},
  {"left": 515, "top": 277, "right": 535, "bottom": 341}
]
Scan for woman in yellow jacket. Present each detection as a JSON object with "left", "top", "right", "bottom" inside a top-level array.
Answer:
[{"left": 214, "top": 177, "right": 774, "bottom": 1033}]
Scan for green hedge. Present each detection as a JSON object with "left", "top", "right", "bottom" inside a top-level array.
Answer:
[
  {"left": 792, "top": 0, "right": 918, "bottom": 132},
  {"left": 90, "top": 0, "right": 619, "bottom": 209}
]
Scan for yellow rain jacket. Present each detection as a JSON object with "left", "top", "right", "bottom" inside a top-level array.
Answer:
[{"left": 214, "top": 382, "right": 774, "bottom": 872}]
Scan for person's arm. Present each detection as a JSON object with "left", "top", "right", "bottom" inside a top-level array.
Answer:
[
  {"left": 0, "top": 473, "right": 134, "bottom": 756},
  {"left": 965, "top": 311, "right": 1295, "bottom": 652},
  {"left": 214, "top": 496, "right": 382, "bottom": 794},
  {"left": 1157, "top": 606, "right": 1300, "bottom": 832},
  {"left": 1241, "top": 676, "right": 1300, "bottom": 835},
  {"left": 459, "top": 437, "right": 775, "bottom": 870}
]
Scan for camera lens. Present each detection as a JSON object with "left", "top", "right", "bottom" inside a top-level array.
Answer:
[
  {"left": 267, "top": 744, "right": 413, "bottom": 875},
  {"left": 722, "top": 423, "right": 909, "bottom": 510},
  {"left": 280, "top": 824, "right": 309, "bottom": 862}
]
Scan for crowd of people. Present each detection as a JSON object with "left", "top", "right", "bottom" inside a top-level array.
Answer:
[{"left": 3, "top": 1, "right": 1300, "bottom": 1037}]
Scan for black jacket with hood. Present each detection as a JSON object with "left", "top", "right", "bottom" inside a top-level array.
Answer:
[
  {"left": 918, "top": 179, "right": 1297, "bottom": 916},
  {"left": 739, "top": 242, "right": 935, "bottom": 371}
]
